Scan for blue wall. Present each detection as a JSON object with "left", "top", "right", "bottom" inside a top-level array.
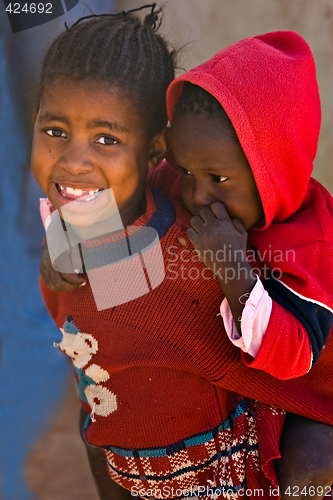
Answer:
[{"left": 0, "top": 2, "right": 115, "bottom": 498}]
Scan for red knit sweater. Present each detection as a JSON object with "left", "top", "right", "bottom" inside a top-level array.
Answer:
[{"left": 42, "top": 188, "right": 285, "bottom": 498}]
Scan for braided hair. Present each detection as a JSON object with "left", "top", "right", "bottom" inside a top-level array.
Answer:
[{"left": 34, "top": 4, "right": 176, "bottom": 137}]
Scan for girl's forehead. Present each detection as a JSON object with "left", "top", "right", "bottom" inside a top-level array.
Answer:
[
  {"left": 39, "top": 77, "right": 143, "bottom": 127},
  {"left": 42, "top": 76, "right": 128, "bottom": 103}
]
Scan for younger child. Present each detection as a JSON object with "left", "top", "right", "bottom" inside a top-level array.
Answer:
[
  {"left": 152, "top": 30, "right": 333, "bottom": 498},
  {"left": 34, "top": 9, "right": 288, "bottom": 500}
]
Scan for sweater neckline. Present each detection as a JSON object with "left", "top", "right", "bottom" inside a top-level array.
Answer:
[
  {"left": 144, "top": 187, "right": 176, "bottom": 239},
  {"left": 81, "top": 186, "right": 176, "bottom": 251},
  {"left": 121, "top": 186, "right": 176, "bottom": 239}
]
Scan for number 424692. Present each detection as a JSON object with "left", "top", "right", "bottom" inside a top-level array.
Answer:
[
  {"left": 5, "top": 3, "right": 52, "bottom": 14},
  {"left": 284, "top": 486, "right": 332, "bottom": 497}
]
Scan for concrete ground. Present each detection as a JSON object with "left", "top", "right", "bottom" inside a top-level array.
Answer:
[{"left": 26, "top": 376, "right": 99, "bottom": 500}]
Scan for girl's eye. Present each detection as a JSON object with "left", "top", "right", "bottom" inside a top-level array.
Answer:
[
  {"left": 211, "top": 174, "right": 227, "bottom": 183},
  {"left": 95, "top": 136, "right": 118, "bottom": 146},
  {"left": 181, "top": 167, "right": 192, "bottom": 176},
  {"left": 45, "top": 128, "right": 66, "bottom": 138}
]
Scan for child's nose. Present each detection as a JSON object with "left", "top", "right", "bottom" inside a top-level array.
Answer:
[
  {"left": 192, "top": 182, "right": 214, "bottom": 208},
  {"left": 60, "top": 140, "right": 94, "bottom": 175}
]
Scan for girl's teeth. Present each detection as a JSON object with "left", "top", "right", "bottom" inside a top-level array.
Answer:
[
  {"left": 57, "top": 184, "right": 100, "bottom": 199},
  {"left": 85, "top": 191, "right": 101, "bottom": 201}
]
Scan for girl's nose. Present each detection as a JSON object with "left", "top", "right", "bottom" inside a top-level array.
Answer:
[{"left": 60, "top": 141, "right": 94, "bottom": 175}]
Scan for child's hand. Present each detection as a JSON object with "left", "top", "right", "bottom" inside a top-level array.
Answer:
[
  {"left": 40, "top": 239, "right": 86, "bottom": 291},
  {"left": 187, "top": 202, "right": 248, "bottom": 278},
  {"left": 187, "top": 202, "right": 256, "bottom": 331}
]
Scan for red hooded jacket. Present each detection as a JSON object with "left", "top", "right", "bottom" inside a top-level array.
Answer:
[{"left": 149, "top": 31, "right": 333, "bottom": 421}]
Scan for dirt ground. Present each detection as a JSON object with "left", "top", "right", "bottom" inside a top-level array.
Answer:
[{"left": 26, "top": 377, "right": 99, "bottom": 500}]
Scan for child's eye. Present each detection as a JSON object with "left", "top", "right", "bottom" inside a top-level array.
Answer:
[
  {"left": 45, "top": 128, "right": 66, "bottom": 138},
  {"left": 95, "top": 136, "right": 119, "bottom": 146},
  {"left": 211, "top": 174, "right": 227, "bottom": 183},
  {"left": 181, "top": 167, "right": 192, "bottom": 176}
]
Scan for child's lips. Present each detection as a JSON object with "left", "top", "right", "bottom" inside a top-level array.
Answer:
[
  {"left": 52, "top": 182, "right": 104, "bottom": 204},
  {"left": 51, "top": 184, "right": 119, "bottom": 228}
]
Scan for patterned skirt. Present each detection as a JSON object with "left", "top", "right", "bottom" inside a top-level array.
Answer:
[{"left": 103, "top": 397, "right": 285, "bottom": 500}]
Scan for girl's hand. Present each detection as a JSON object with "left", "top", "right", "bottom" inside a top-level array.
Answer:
[{"left": 40, "top": 239, "right": 86, "bottom": 291}]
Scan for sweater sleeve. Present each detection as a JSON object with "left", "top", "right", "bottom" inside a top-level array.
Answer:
[
  {"left": 240, "top": 243, "right": 333, "bottom": 380},
  {"left": 242, "top": 279, "right": 333, "bottom": 380},
  {"left": 240, "top": 298, "right": 314, "bottom": 380},
  {"left": 220, "top": 278, "right": 316, "bottom": 380},
  {"left": 222, "top": 247, "right": 333, "bottom": 380}
]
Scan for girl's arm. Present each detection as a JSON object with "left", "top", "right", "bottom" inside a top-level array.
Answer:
[{"left": 40, "top": 238, "right": 86, "bottom": 291}]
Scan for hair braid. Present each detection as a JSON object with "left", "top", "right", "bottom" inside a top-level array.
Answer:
[{"left": 34, "top": 4, "right": 176, "bottom": 137}]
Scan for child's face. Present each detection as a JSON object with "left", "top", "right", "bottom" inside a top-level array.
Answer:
[
  {"left": 32, "top": 77, "right": 163, "bottom": 226},
  {"left": 170, "top": 112, "right": 264, "bottom": 230}
]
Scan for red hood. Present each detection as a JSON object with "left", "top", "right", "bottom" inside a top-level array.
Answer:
[{"left": 167, "top": 31, "right": 321, "bottom": 229}]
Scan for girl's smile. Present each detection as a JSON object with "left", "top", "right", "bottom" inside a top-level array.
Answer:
[{"left": 32, "top": 77, "right": 165, "bottom": 227}]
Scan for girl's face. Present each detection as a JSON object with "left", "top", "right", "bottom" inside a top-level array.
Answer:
[
  {"left": 32, "top": 77, "right": 166, "bottom": 226},
  {"left": 170, "top": 112, "right": 264, "bottom": 230}
]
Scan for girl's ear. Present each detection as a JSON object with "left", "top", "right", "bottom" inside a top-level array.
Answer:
[{"left": 148, "top": 127, "right": 170, "bottom": 170}]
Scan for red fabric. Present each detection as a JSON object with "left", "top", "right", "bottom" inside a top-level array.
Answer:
[
  {"left": 241, "top": 300, "right": 312, "bottom": 379},
  {"left": 148, "top": 159, "right": 182, "bottom": 202},
  {"left": 165, "top": 31, "right": 333, "bottom": 382}
]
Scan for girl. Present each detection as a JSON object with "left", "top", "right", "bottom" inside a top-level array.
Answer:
[{"left": 33, "top": 7, "right": 286, "bottom": 500}]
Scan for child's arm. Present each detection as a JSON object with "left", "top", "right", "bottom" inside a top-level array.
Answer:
[
  {"left": 40, "top": 239, "right": 86, "bottom": 291},
  {"left": 187, "top": 201, "right": 257, "bottom": 332},
  {"left": 187, "top": 201, "right": 331, "bottom": 381}
]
